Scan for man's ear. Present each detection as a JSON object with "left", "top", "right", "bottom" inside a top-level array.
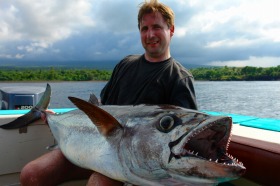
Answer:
[{"left": 170, "top": 25, "right": 175, "bottom": 37}]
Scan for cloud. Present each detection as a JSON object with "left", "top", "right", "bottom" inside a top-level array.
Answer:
[
  {"left": 208, "top": 56, "right": 280, "bottom": 67},
  {"left": 1, "top": 1, "right": 94, "bottom": 41},
  {"left": 0, "top": 0, "right": 95, "bottom": 60},
  {"left": 0, "top": 0, "right": 279, "bottom": 67},
  {"left": 90, "top": 0, "right": 140, "bottom": 33},
  {"left": 170, "top": 0, "right": 280, "bottom": 67}
]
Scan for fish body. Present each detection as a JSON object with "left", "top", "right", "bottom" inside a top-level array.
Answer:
[{"left": 1, "top": 84, "right": 246, "bottom": 185}]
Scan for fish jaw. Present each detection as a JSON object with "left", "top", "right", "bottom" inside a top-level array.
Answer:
[{"left": 165, "top": 115, "right": 246, "bottom": 183}]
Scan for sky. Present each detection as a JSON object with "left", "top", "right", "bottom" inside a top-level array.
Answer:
[{"left": 0, "top": 0, "right": 279, "bottom": 67}]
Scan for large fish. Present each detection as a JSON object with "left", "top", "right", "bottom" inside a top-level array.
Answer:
[{"left": 0, "top": 84, "right": 245, "bottom": 185}]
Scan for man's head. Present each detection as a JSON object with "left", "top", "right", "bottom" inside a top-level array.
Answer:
[
  {"left": 138, "top": 0, "right": 174, "bottom": 30},
  {"left": 138, "top": 0, "right": 175, "bottom": 62}
]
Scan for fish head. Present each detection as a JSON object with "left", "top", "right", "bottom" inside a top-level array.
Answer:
[{"left": 121, "top": 105, "right": 245, "bottom": 184}]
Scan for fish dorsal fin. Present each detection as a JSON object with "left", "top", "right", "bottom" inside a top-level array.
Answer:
[
  {"left": 88, "top": 93, "right": 99, "bottom": 106},
  {"left": 68, "top": 96, "right": 122, "bottom": 136}
]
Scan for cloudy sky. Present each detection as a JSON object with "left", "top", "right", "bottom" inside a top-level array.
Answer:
[{"left": 0, "top": 0, "right": 279, "bottom": 67}]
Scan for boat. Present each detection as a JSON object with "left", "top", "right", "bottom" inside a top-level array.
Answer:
[{"left": 0, "top": 109, "right": 279, "bottom": 186}]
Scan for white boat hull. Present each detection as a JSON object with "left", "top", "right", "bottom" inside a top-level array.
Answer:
[{"left": 0, "top": 115, "right": 54, "bottom": 185}]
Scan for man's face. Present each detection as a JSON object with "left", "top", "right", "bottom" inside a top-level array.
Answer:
[{"left": 140, "top": 12, "right": 174, "bottom": 62}]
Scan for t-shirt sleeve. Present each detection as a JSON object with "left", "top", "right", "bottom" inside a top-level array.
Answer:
[{"left": 170, "top": 76, "right": 198, "bottom": 110}]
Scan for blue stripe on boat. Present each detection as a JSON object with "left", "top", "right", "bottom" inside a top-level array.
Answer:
[
  {"left": 0, "top": 108, "right": 76, "bottom": 115},
  {"left": 0, "top": 109, "right": 279, "bottom": 132},
  {"left": 203, "top": 110, "right": 280, "bottom": 132}
]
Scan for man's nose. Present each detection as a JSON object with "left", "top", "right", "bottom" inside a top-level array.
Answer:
[{"left": 147, "top": 29, "right": 155, "bottom": 38}]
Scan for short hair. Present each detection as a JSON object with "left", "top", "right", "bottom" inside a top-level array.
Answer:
[{"left": 138, "top": 0, "right": 175, "bottom": 29}]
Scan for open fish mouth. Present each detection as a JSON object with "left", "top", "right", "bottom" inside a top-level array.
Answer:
[{"left": 169, "top": 117, "right": 243, "bottom": 167}]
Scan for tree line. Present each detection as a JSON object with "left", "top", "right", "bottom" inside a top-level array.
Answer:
[
  {"left": 0, "top": 67, "right": 112, "bottom": 81},
  {"left": 190, "top": 66, "right": 280, "bottom": 81},
  {"left": 0, "top": 66, "right": 279, "bottom": 81}
]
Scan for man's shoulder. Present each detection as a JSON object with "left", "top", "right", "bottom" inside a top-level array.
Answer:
[
  {"left": 171, "top": 58, "right": 193, "bottom": 78},
  {"left": 113, "top": 54, "right": 142, "bottom": 72},
  {"left": 121, "top": 54, "right": 142, "bottom": 64}
]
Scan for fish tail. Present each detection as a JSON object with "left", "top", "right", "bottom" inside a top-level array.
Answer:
[{"left": 0, "top": 84, "right": 51, "bottom": 129}]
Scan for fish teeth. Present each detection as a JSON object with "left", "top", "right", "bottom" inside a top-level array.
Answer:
[{"left": 179, "top": 149, "right": 200, "bottom": 157}]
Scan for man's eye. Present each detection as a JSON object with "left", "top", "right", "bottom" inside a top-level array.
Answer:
[{"left": 141, "top": 27, "right": 148, "bottom": 32}]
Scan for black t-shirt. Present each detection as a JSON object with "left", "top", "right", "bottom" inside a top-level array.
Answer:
[{"left": 100, "top": 55, "right": 198, "bottom": 110}]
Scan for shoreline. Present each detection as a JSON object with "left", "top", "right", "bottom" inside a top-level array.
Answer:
[
  {"left": 0, "top": 80, "right": 108, "bottom": 83},
  {"left": 0, "top": 80, "right": 279, "bottom": 83}
]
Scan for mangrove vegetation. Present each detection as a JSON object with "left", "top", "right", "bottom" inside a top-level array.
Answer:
[
  {"left": 0, "top": 68, "right": 112, "bottom": 81},
  {"left": 191, "top": 66, "right": 280, "bottom": 81},
  {"left": 0, "top": 66, "right": 279, "bottom": 81}
]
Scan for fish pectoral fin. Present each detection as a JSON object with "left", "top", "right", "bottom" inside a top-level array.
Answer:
[{"left": 68, "top": 96, "right": 123, "bottom": 136}]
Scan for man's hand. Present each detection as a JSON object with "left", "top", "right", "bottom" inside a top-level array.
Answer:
[{"left": 41, "top": 109, "right": 55, "bottom": 123}]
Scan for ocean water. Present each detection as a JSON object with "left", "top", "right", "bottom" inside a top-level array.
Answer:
[
  {"left": 0, "top": 81, "right": 279, "bottom": 119},
  {"left": 195, "top": 81, "right": 280, "bottom": 119}
]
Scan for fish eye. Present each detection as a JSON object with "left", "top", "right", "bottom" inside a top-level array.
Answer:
[{"left": 158, "top": 115, "right": 175, "bottom": 133}]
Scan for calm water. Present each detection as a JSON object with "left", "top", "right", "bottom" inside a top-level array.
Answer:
[{"left": 0, "top": 81, "right": 279, "bottom": 119}]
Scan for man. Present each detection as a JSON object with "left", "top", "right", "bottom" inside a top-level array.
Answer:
[
  {"left": 100, "top": 1, "right": 197, "bottom": 109},
  {"left": 20, "top": 0, "right": 197, "bottom": 185}
]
